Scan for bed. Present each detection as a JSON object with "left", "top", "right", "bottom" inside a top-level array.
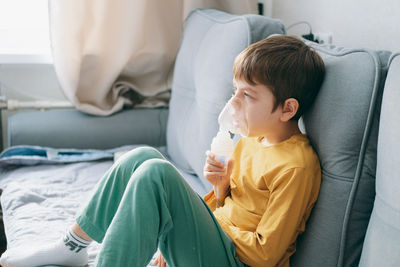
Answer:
[{"left": 0, "top": 145, "right": 208, "bottom": 266}]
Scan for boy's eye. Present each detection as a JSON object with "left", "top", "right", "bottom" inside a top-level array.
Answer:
[
  {"left": 231, "top": 89, "right": 252, "bottom": 99},
  {"left": 244, "top": 92, "right": 252, "bottom": 98}
]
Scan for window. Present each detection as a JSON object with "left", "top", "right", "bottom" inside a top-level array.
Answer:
[{"left": 0, "top": 0, "right": 51, "bottom": 62}]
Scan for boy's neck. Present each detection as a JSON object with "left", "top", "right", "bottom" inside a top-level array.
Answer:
[{"left": 261, "top": 120, "right": 301, "bottom": 146}]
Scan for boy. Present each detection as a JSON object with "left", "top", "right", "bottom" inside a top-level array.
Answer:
[
  {"left": 0, "top": 35, "right": 325, "bottom": 267},
  {"left": 202, "top": 35, "right": 325, "bottom": 266}
]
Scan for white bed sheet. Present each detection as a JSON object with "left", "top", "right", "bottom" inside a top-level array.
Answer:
[{"left": 0, "top": 145, "right": 207, "bottom": 266}]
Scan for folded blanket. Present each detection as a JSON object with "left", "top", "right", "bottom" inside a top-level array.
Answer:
[{"left": 0, "top": 145, "right": 153, "bottom": 167}]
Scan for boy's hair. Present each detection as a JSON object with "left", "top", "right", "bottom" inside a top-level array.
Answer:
[{"left": 232, "top": 35, "right": 325, "bottom": 120}]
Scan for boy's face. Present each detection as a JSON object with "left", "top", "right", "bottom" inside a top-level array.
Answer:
[{"left": 232, "top": 79, "right": 283, "bottom": 138}]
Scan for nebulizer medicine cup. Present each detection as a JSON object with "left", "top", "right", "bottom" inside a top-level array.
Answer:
[{"left": 210, "top": 130, "right": 234, "bottom": 207}]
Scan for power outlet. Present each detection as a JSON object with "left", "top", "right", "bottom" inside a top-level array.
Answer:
[{"left": 314, "top": 32, "right": 333, "bottom": 44}]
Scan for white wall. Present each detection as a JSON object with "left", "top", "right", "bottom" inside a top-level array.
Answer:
[{"left": 272, "top": 0, "right": 400, "bottom": 51}]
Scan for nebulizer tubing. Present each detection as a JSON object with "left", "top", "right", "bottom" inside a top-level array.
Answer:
[{"left": 210, "top": 96, "right": 248, "bottom": 207}]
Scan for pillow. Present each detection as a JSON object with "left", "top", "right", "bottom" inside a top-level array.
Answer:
[{"left": 291, "top": 43, "right": 391, "bottom": 267}]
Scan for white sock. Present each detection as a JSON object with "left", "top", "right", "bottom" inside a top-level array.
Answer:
[{"left": 0, "top": 228, "right": 90, "bottom": 267}]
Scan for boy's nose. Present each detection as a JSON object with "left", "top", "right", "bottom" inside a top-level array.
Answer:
[{"left": 230, "top": 97, "right": 241, "bottom": 110}]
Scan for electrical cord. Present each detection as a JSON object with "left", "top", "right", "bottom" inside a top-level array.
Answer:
[
  {"left": 286, "top": 21, "right": 317, "bottom": 43},
  {"left": 286, "top": 21, "right": 313, "bottom": 33}
]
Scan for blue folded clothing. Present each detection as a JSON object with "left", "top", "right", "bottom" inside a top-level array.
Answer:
[{"left": 0, "top": 145, "right": 114, "bottom": 166}]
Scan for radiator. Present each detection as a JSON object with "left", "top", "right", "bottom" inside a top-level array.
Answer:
[{"left": 0, "top": 97, "right": 73, "bottom": 110}]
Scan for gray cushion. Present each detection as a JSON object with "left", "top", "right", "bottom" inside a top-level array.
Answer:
[
  {"left": 359, "top": 53, "right": 400, "bottom": 267},
  {"left": 291, "top": 43, "right": 391, "bottom": 267},
  {"left": 166, "top": 8, "right": 285, "bottom": 190},
  {"left": 8, "top": 108, "right": 168, "bottom": 149}
]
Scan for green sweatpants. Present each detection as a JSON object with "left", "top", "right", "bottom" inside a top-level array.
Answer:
[{"left": 75, "top": 146, "right": 245, "bottom": 267}]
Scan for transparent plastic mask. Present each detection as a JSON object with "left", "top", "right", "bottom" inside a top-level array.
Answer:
[{"left": 218, "top": 96, "right": 249, "bottom": 137}]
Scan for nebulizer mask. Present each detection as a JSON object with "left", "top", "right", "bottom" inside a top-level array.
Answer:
[
  {"left": 210, "top": 96, "right": 248, "bottom": 205},
  {"left": 217, "top": 96, "right": 249, "bottom": 137}
]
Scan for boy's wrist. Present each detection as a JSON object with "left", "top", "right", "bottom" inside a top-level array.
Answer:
[{"left": 214, "top": 184, "right": 230, "bottom": 202}]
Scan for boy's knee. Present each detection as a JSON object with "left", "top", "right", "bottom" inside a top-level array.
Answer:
[
  {"left": 116, "top": 146, "right": 164, "bottom": 169},
  {"left": 139, "top": 158, "right": 173, "bottom": 174},
  {"left": 134, "top": 158, "right": 178, "bottom": 184}
]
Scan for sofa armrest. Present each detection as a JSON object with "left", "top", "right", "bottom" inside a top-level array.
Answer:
[{"left": 7, "top": 108, "right": 168, "bottom": 149}]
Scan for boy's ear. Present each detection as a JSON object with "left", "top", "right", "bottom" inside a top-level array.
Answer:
[{"left": 280, "top": 98, "right": 299, "bottom": 122}]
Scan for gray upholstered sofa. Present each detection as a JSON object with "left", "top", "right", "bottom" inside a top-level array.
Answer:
[{"left": 1, "top": 8, "right": 399, "bottom": 267}]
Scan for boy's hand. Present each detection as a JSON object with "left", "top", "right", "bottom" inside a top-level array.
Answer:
[
  {"left": 153, "top": 253, "right": 166, "bottom": 267},
  {"left": 203, "top": 150, "right": 234, "bottom": 200}
]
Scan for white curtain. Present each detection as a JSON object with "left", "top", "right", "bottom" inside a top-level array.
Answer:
[{"left": 49, "top": 0, "right": 258, "bottom": 116}]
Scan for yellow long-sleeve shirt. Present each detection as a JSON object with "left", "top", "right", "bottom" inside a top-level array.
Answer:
[{"left": 204, "top": 133, "right": 321, "bottom": 267}]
